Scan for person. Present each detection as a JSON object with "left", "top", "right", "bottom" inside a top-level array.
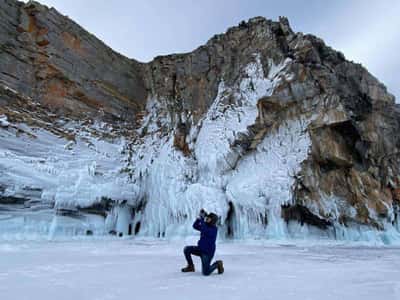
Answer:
[{"left": 181, "top": 209, "right": 224, "bottom": 275}]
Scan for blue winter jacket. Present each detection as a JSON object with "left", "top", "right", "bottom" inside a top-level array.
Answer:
[{"left": 193, "top": 217, "right": 217, "bottom": 257}]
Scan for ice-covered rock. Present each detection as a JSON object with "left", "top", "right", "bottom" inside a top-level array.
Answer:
[
  {"left": 0, "top": 115, "right": 9, "bottom": 127},
  {"left": 0, "top": 1, "right": 399, "bottom": 244}
]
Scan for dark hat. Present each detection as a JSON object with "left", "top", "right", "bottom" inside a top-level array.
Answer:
[{"left": 206, "top": 212, "right": 219, "bottom": 226}]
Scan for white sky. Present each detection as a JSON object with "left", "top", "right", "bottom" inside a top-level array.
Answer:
[{"left": 32, "top": 0, "right": 399, "bottom": 100}]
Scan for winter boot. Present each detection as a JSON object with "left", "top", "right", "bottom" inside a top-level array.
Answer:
[
  {"left": 181, "top": 264, "right": 195, "bottom": 272},
  {"left": 216, "top": 260, "right": 224, "bottom": 274}
]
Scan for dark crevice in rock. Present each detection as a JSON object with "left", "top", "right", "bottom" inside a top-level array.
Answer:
[
  {"left": 281, "top": 204, "right": 332, "bottom": 230},
  {"left": 260, "top": 211, "right": 268, "bottom": 227},
  {"left": 225, "top": 201, "right": 235, "bottom": 238},
  {"left": 129, "top": 199, "right": 147, "bottom": 236},
  {"left": 133, "top": 199, "right": 146, "bottom": 215},
  {"left": 0, "top": 196, "right": 28, "bottom": 205},
  {"left": 128, "top": 223, "right": 132, "bottom": 235},
  {"left": 330, "top": 120, "right": 364, "bottom": 165},
  {"left": 272, "top": 24, "right": 290, "bottom": 56},
  {"left": 55, "top": 208, "right": 80, "bottom": 217},
  {"left": 173, "top": 121, "right": 191, "bottom": 156},
  {"left": 77, "top": 197, "right": 113, "bottom": 217},
  {"left": 232, "top": 122, "right": 270, "bottom": 154},
  {"left": 134, "top": 221, "right": 141, "bottom": 235},
  {"left": 319, "top": 159, "right": 342, "bottom": 173},
  {"left": 1, "top": 71, "right": 20, "bottom": 80}
]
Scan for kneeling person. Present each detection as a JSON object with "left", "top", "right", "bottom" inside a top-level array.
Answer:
[{"left": 181, "top": 209, "right": 224, "bottom": 275}]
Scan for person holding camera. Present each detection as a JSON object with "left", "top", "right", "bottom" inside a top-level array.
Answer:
[{"left": 181, "top": 209, "right": 224, "bottom": 275}]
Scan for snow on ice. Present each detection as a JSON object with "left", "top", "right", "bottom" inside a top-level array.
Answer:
[{"left": 0, "top": 239, "right": 399, "bottom": 300}]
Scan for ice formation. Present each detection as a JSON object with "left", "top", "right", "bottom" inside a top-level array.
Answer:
[{"left": 0, "top": 118, "right": 137, "bottom": 239}]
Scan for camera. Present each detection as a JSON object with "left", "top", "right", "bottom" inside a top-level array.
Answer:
[{"left": 199, "top": 209, "right": 208, "bottom": 218}]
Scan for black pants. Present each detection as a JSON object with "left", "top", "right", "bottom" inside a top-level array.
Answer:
[{"left": 184, "top": 246, "right": 218, "bottom": 276}]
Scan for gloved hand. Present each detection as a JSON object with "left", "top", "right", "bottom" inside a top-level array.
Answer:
[{"left": 199, "top": 209, "right": 207, "bottom": 218}]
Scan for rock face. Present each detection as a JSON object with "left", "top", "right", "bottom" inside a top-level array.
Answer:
[
  {"left": 0, "top": 0, "right": 147, "bottom": 121},
  {"left": 1, "top": 0, "right": 399, "bottom": 242}
]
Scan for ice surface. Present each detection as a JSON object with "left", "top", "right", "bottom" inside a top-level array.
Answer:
[{"left": 0, "top": 239, "right": 399, "bottom": 300}]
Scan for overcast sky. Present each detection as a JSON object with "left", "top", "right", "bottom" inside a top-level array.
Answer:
[{"left": 34, "top": 0, "right": 399, "bottom": 100}]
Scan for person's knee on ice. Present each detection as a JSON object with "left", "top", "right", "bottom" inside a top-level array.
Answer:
[{"left": 202, "top": 269, "right": 211, "bottom": 276}]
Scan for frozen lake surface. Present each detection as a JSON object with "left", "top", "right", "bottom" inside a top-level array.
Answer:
[{"left": 0, "top": 239, "right": 399, "bottom": 300}]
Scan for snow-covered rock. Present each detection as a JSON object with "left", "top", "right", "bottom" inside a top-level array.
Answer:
[{"left": 0, "top": 115, "right": 9, "bottom": 127}]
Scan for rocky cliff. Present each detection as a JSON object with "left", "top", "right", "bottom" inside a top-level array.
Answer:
[
  {"left": 1, "top": 0, "right": 399, "bottom": 243},
  {"left": 0, "top": 0, "right": 147, "bottom": 121}
]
